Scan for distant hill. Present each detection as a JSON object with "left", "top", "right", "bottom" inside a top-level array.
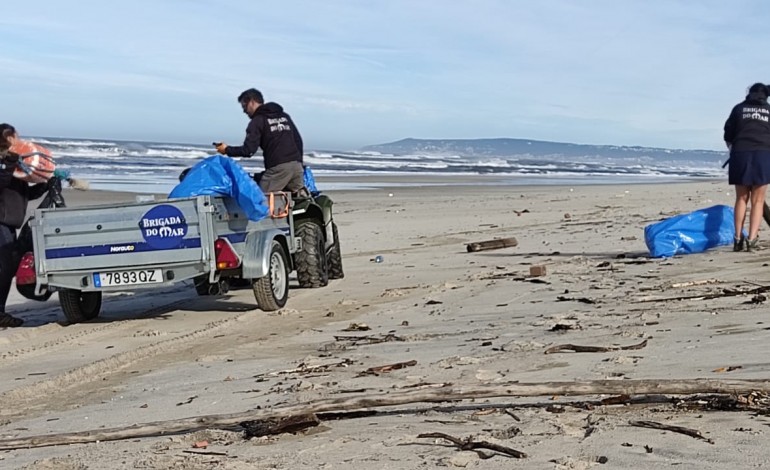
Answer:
[{"left": 361, "top": 138, "right": 724, "bottom": 161}]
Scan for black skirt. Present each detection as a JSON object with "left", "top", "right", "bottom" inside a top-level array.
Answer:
[{"left": 728, "top": 150, "right": 770, "bottom": 186}]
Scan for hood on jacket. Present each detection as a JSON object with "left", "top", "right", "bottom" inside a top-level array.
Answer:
[{"left": 256, "top": 102, "right": 285, "bottom": 116}]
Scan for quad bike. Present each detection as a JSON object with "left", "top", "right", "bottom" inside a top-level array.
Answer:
[
  {"left": 292, "top": 191, "right": 344, "bottom": 288},
  {"left": 186, "top": 166, "right": 344, "bottom": 296},
  {"left": 14, "top": 175, "right": 66, "bottom": 302}
]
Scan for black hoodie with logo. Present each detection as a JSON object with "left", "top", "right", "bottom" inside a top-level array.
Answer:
[
  {"left": 225, "top": 102, "right": 304, "bottom": 169},
  {"left": 724, "top": 92, "right": 770, "bottom": 151}
]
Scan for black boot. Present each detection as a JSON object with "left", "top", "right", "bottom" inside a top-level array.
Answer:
[{"left": 0, "top": 313, "right": 23, "bottom": 327}]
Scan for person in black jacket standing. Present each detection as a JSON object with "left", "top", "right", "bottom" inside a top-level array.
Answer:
[
  {"left": 724, "top": 83, "right": 770, "bottom": 252},
  {"left": 0, "top": 124, "right": 47, "bottom": 327},
  {"left": 215, "top": 88, "right": 305, "bottom": 193}
]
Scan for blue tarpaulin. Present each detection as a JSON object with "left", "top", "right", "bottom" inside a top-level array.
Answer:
[
  {"left": 168, "top": 155, "right": 269, "bottom": 221},
  {"left": 303, "top": 166, "right": 320, "bottom": 196},
  {"left": 644, "top": 204, "right": 737, "bottom": 258}
]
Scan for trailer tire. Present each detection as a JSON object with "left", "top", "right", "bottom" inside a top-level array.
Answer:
[
  {"left": 253, "top": 241, "right": 289, "bottom": 311},
  {"left": 295, "top": 221, "right": 328, "bottom": 288},
  {"left": 59, "top": 289, "right": 102, "bottom": 324},
  {"left": 194, "top": 275, "right": 211, "bottom": 296},
  {"left": 16, "top": 283, "right": 53, "bottom": 302},
  {"left": 327, "top": 222, "right": 344, "bottom": 280}
]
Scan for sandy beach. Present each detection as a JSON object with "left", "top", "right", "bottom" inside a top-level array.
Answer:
[{"left": 2, "top": 177, "right": 770, "bottom": 469}]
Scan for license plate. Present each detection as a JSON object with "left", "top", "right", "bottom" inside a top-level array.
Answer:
[{"left": 93, "top": 269, "right": 163, "bottom": 287}]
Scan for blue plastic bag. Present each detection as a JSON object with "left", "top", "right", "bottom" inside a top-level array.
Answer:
[
  {"left": 168, "top": 155, "right": 269, "bottom": 221},
  {"left": 644, "top": 205, "right": 737, "bottom": 258},
  {"left": 303, "top": 165, "right": 320, "bottom": 196}
]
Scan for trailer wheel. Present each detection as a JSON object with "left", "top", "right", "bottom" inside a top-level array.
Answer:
[
  {"left": 194, "top": 275, "right": 211, "bottom": 296},
  {"left": 327, "top": 222, "right": 344, "bottom": 280},
  {"left": 59, "top": 289, "right": 102, "bottom": 324},
  {"left": 295, "top": 221, "right": 328, "bottom": 288},
  {"left": 16, "top": 284, "right": 53, "bottom": 302},
  {"left": 253, "top": 241, "right": 289, "bottom": 311}
]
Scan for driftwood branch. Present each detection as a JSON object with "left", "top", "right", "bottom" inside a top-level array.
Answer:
[
  {"left": 466, "top": 237, "right": 518, "bottom": 253},
  {"left": 1, "top": 379, "right": 769, "bottom": 451},
  {"left": 637, "top": 286, "right": 770, "bottom": 303},
  {"left": 360, "top": 360, "right": 417, "bottom": 376},
  {"left": 544, "top": 339, "right": 648, "bottom": 354},
  {"left": 332, "top": 333, "right": 404, "bottom": 345},
  {"left": 417, "top": 432, "right": 527, "bottom": 459},
  {"left": 629, "top": 420, "right": 714, "bottom": 444},
  {"left": 240, "top": 414, "right": 320, "bottom": 438}
]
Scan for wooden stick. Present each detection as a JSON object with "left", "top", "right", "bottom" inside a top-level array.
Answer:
[
  {"left": 333, "top": 333, "right": 404, "bottom": 345},
  {"left": 240, "top": 414, "right": 320, "bottom": 438},
  {"left": 466, "top": 237, "right": 518, "bottom": 253},
  {"left": 544, "top": 339, "right": 648, "bottom": 354},
  {"left": 629, "top": 420, "right": 713, "bottom": 444},
  {"left": 1, "top": 379, "right": 769, "bottom": 451},
  {"left": 361, "top": 360, "right": 417, "bottom": 376},
  {"left": 667, "top": 279, "right": 720, "bottom": 289},
  {"left": 637, "top": 286, "right": 770, "bottom": 303},
  {"left": 417, "top": 432, "right": 527, "bottom": 459}
]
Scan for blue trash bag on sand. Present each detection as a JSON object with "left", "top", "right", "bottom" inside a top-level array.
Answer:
[
  {"left": 303, "top": 165, "right": 320, "bottom": 196},
  {"left": 168, "top": 155, "right": 269, "bottom": 221},
  {"left": 644, "top": 204, "right": 737, "bottom": 258}
]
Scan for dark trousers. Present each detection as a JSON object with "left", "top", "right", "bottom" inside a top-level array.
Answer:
[{"left": 0, "top": 224, "right": 16, "bottom": 312}]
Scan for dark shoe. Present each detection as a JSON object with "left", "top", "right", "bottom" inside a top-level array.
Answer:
[
  {"left": 747, "top": 237, "right": 760, "bottom": 252},
  {"left": 0, "top": 313, "right": 23, "bottom": 327},
  {"left": 734, "top": 236, "right": 746, "bottom": 252}
]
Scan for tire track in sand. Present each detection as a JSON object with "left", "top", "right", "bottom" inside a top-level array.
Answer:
[
  {"left": 0, "top": 298, "right": 195, "bottom": 363},
  {"left": 0, "top": 310, "right": 257, "bottom": 419}
]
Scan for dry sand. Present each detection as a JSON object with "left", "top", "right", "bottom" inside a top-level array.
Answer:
[{"left": 1, "top": 177, "right": 769, "bottom": 469}]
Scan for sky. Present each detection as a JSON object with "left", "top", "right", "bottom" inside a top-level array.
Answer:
[{"left": 1, "top": 0, "right": 769, "bottom": 151}]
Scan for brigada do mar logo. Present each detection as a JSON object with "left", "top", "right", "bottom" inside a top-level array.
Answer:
[{"left": 140, "top": 205, "right": 188, "bottom": 249}]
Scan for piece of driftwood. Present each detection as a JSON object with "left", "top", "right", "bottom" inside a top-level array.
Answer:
[
  {"left": 637, "top": 285, "right": 770, "bottom": 303},
  {"left": 240, "top": 414, "right": 320, "bottom": 438},
  {"left": 360, "top": 360, "right": 417, "bottom": 376},
  {"left": 504, "top": 409, "right": 521, "bottom": 421},
  {"left": 418, "top": 432, "right": 527, "bottom": 459},
  {"left": 555, "top": 296, "right": 597, "bottom": 305},
  {"left": 466, "top": 237, "right": 518, "bottom": 253},
  {"left": 668, "top": 279, "right": 720, "bottom": 289},
  {"left": 182, "top": 449, "right": 228, "bottom": 456},
  {"left": 3, "top": 379, "right": 770, "bottom": 450},
  {"left": 333, "top": 333, "right": 404, "bottom": 345},
  {"left": 544, "top": 339, "right": 648, "bottom": 354},
  {"left": 254, "top": 359, "right": 354, "bottom": 378},
  {"left": 629, "top": 420, "right": 713, "bottom": 444}
]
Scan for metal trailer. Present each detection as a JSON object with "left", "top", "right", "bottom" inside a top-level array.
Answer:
[{"left": 30, "top": 194, "right": 296, "bottom": 323}]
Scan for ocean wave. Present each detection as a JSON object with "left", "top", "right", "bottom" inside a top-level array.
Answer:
[{"left": 23, "top": 136, "right": 725, "bottom": 192}]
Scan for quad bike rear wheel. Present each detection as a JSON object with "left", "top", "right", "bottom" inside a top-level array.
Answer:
[
  {"left": 327, "top": 222, "right": 344, "bottom": 280},
  {"left": 295, "top": 221, "right": 328, "bottom": 288}
]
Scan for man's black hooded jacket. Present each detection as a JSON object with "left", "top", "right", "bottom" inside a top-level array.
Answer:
[{"left": 225, "top": 102, "right": 304, "bottom": 168}]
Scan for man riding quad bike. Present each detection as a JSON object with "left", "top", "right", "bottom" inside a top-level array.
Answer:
[{"left": 180, "top": 164, "right": 343, "bottom": 295}]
